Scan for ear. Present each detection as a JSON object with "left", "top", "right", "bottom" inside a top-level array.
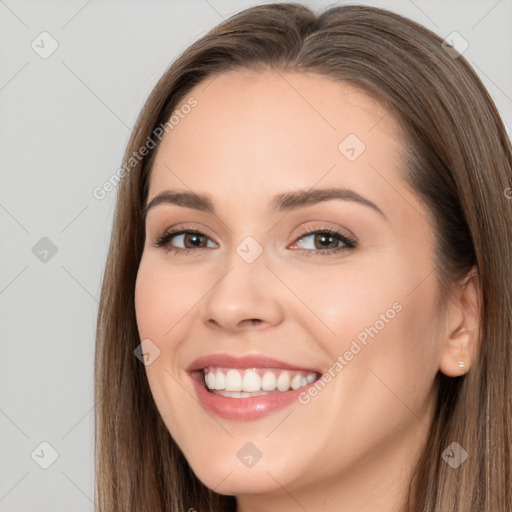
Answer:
[{"left": 438, "top": 266, "right": 481, "bottom": 377}]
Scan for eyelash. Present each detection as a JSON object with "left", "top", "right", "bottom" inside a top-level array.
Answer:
[{"left": 153, "top": 225, "right": 357, "bottom": 256}]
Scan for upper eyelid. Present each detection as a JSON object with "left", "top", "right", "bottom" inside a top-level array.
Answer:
[
  {"left": 159, "top": 225, "right": 350, "bottom": 238},
  {"left": 153, "top": 219, "right": 355, "bottom": 236}
]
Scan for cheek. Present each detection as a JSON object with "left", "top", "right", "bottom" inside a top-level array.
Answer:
[
  {"left": 297, "top": 260, "right": 441, "bottom": 421},
  {"left": 134, "top": 256, "right": 198, "bottom": 436},
  {"left": 284, "top": 260, "right": 404, "bottom": 359},
  {"left": 134, "top": 255, "right": 197, "bottom": 340},
  {"left": 134, "top": 256, "right": 190, "bottom": 396}
]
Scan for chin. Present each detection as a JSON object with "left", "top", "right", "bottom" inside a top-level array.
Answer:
[
  {"left": 197, "top": 468, "right": 283, "bottom": 496},
  {"left": 185, "top": 449, "right": 298, "bottom": 496}
]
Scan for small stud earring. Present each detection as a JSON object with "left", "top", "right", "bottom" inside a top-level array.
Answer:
[{"left": 458, "top": 361, "right": 465, "bottom": 370}]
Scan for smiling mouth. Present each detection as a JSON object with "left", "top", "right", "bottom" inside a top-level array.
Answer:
[{"left": 202, "top": 367, "right": 321, "bottom": 398}]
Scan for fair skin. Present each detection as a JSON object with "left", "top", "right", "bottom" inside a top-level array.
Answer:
[{"left": 134, "top": 69, "right": 479, "bottom": 512}]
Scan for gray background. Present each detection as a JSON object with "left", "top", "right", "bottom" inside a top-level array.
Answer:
[{"left": 0, "top": 0, "right": 510, "bottom": 510}]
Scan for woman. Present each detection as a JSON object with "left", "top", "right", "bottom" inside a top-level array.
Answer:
[{"left": 94, "top": 3, "right": 512, "bottom": 511}]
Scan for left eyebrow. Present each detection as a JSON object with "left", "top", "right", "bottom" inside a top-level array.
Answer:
[
  {"left": 271, "top": 187, "right": 387, "bottom": 220},
  {"left": 142, "top": 186, "right": 387, "bottom": 221}
]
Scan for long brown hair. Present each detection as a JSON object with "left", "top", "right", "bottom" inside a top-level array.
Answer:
[{"left": 94, "top": 3, "right": 512, "bottom": 510}]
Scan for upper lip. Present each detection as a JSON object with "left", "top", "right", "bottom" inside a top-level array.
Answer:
[{"left": 186, "top": 353, "right": 321, "bottom": 374}]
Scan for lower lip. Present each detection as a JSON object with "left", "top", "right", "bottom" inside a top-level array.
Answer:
[{"left": 190, "top": 372, "right": 313, "bottom": 421}]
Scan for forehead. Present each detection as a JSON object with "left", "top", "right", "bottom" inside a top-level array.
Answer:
[{"left": 148, "top": 69, "right": 408, "bottom": 212}]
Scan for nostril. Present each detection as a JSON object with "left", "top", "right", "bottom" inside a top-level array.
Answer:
[{"left": 237, "top": 318, "right": 263, "bottom": 328}]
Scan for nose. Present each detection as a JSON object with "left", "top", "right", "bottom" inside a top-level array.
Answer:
[{"left": 199, "top": 253, "right": 286, "bottom": 333}]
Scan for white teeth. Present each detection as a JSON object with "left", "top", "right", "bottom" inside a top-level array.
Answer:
[
  {"left": 242, "top": 370, "right": 261, "bottom": 392},
  {"left": 225, "top": 369, "right": 242, "bottom": 391},
  {"left": 291, "top": 374, "right": 303, "bottom": 390},
  {"left": 203, "top": 367, "right": 317, "bottom": 394},
  {"left": 214, "top": 390, "right": 272, "bottom": 398},
  {"left": 261, "top": 371, "right": 277, "bottom": 391},
  {"left": 276, "top": 371, "right": 290, "bottom": 391},
  {"left": 206, "top": 372, "right": 215, "bottom": 389},
  {"left": 214, "top": 370, "right": 225, "bottom": 390}
]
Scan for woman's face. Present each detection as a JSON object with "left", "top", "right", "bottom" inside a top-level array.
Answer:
[{"left": 135, "top": 70, "right": 445, "bottom": 504}]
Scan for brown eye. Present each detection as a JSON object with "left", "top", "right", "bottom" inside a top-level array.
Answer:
[
  {"left": 154, "top": 229, "right": 218, "bottom": 254},
  {"left": 291, "top": 228, "right": 357, "bottom": 256}
]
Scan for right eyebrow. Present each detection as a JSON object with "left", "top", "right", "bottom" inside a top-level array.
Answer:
[{"left": 142, "top": 191, "right": 214, "bottom": 222}]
